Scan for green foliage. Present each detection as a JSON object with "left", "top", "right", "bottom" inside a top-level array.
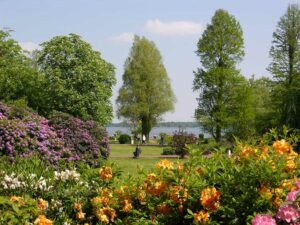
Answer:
[
  {"left": 161, "top": 147, "right": 176, "bottom": 155},
  {"left": 268, "top": 4, "right": 300, "bottom": 129},
  {"left": 193, "top": 9, "right": 253, "bottom": 142},
  {"left": 118, "top": 134, "right": 132, "bottom": 144},
  {"left": 116, "top": 35, "right": 176, "bottom": 139},
  {"left": 0, "top": 195, "right": 39, "bottom": 224},
  {"left": 37, "top": 33, "right": 116, "bottom": 124},
  {"left": 0, "top": 29, "right": 43, "bottom": 110},
  {"left": 158, "top": 132, "right": 172, "bottom": 145},
  {"left": 249, "top": 76, "right": 275, "bottom": 134}
]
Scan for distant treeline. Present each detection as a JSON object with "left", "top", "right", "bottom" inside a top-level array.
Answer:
[{"left": 107, "top": 122, "right": 200, "bottom": 128}]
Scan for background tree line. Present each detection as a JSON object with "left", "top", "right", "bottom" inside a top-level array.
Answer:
[{"left": 193, "top": 4, "right": 300, "bottom": 142}]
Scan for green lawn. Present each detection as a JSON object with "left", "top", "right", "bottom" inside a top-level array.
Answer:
[
  {"left": 108, "top": 144, "right": 186, "bottom": 177},
  {"left": 110, "top": 144, "right": 165, "bottom": 157}
]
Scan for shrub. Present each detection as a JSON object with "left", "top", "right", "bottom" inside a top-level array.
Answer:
[
  {"left": 118, "top": 134, "right": 131, "bottom": 144},
  {"left": 0, "top": 102, "right": 109, "bottom": 166},
  {"left": 171, "top": 130, "right": 197, "bottom": 157},
  {"left": 161, "top": 148, "right": 176, "bottom": 155},
  {"left": 158, "top": 132, "right": 172, "bottom": 145},
  {"left": 49, "top": 111, "right": 110, "bottom": 165}
]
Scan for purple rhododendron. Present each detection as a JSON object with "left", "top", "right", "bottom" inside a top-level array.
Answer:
[{"left": 0, "top": 103, "right": 109, "bottom": 166}]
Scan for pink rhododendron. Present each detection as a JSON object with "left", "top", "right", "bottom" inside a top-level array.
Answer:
[
  {"left": 276, "top": 204, "right": 300, "bottom": 223},
  {"left": 295, "top": 180, "right": 300, "bottom": 190},
  {"left": 252, "top": 214, "right": 276, "bottom": 225},
  {"left": 286, "top": 191, "right": 300, "bottom": 202}
]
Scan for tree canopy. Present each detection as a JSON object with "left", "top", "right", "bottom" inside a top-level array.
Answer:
[
  {"left": 116, "top": 36, "right": 175, "bottom": 140},
  {"left": 0, "top": 29, "right": 41, "bottom": 107},
  {"left": 268, "top": 4, "right": 300, "bottom": 128},
  {"left": 37, "top": 33, "right": 116, "bottom": 125},
  {"left": 193, "top": 9, "right": 253, "bottom": 141}
]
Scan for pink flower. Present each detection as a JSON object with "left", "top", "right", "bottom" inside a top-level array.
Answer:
[
  {"left": 252, "top": 214, "right": 277, "bottom": 225},
  {"left": 286, "top": 191, "right": 300, "bottom": 202},
  {"left": 277, "top": 204, "right": 300, "bottom": 223},
  {"left": 295, "top": 180, "right": 300, "bottom": 190}
]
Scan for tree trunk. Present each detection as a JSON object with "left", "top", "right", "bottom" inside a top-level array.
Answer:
[
  {"left": 216, "top": 124, "right": 221, "bottom": 143},
  {"left": 141, "top": 116, "right": 151, "bottom": 142}
]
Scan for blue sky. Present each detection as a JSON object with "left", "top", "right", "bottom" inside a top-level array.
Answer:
[{"left": 0, "top": 0, "right": 298, "bottom": 122}]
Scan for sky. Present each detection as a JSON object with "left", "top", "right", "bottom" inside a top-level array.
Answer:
[{"left": 0, "top": 0, "right": 298, "bottom": 122}]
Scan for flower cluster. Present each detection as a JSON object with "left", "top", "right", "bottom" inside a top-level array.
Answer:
[
  {"left": 200, "top": 187, "right": 221, "bottom": 212},
  {"left": 54, "top": 169, "right": 80, "bottom": 182},
  {"left": 0, "top": 102, "right": 110, "bottom": 165},
  {"left": 1, "top": 173, "right": 25, "bottom": 189}
]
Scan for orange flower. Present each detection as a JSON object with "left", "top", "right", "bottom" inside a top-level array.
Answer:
[
  {"left": 259, "top": 186, "right": 272, "bottom": 201},
  {"left": 73, "top": 202, "right": 82, "bottom": 211},
  {"left": 155, "top": 160, "right": 174, "bottom": 169},
  {"left": 273, "top": 139, "right": 293, "bottom": 155},
  {"left": 76, "top": 211, "right": 86, "bottom": 220},
  {"left": 193, "top": 210, "right": 210, "bottom": 224},
  {"left": 99, "top": 167, "right": 113, "bottom": 180},
  {"left": 177, "top": 162, "right": 184, "bottom": 170},
  {"left": 200, "top": 187, "right": 221, "bottom": 212},
  {"left": 95, "top": 207, "right": 116, "bottom": 224},
  {"left": 10, "top": 196, "right": 25, "bottom": 205},
  {"left": 37, "top": 198, "right": 48, "bottom": 211},
  {"left": 122, "top": 199, "right": 133, "bottom": 212},
  {"left": 34, "top": 215, "right": 53, "bottom": 225},
  {"left": 170, "top": 185, "right": 188, "bottom": 204},
  {"left": 157, "top": 203, "right": 171, "bottom": 215}
]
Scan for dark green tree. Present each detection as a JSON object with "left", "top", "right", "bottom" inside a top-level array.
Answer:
[
  {"left": 37, "top": 34, "right": 116, "bottom": 125},
  {"left": 268, "top": 4, "right": 300, "bottom": 128},
  {"left": 0, "top": 29, "right": 41, "bottom": 107},
  {"left": 193, "top": 9, "right": 249, "bottom": 142},
  {"left": 116, "top": 36, "right": 175, "bottom": 140}
]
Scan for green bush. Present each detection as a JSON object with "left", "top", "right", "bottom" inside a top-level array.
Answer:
[
  {"left": 171, "top": 130, "right": 197, "bottom": 158},
  {"left": 161, "top": 148, "right": 176, "bottom": 155},
  {"left": 118, "top": 134, "right": 131, "bottom": 144}
]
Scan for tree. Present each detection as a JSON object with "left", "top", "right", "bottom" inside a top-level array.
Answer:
[
  {"left": 193, "top": 9, "right": 248, "bottom": 142},
  {"left": 116, "top": 36, "right": 175, "bottom": 140},
  {"left": 0, "top": 29, "right": 41, "bottom": 107},
  {"left": 37, "top": 34, "right": 116, "bottom": 125},
  {"left": 249, "top": 76, "right": 275, "bottom": 134},
  {"left": 268, "top": 4, "right": 300, "bottom": 128}
]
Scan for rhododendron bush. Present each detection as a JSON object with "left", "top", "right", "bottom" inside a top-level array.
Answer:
[
  {"left": 1, "top": 129, "right": 300, "bottom": 224},
  {"left": 0, "top": 102, "right": 109, "bottom": 165}
]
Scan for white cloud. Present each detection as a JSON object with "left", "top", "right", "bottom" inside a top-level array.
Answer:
[
  {"left": 19, "top": 42, "right": 41, "bottom": 52},
  {"left": 145, "top": 19, "right": 203, "bottom": 37},
  {"left": 110, "top": 32, "right": 135, "bottom": 42}
]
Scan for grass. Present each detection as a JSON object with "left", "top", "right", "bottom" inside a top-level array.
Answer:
[
  {"left": 110, "top": 144, "right": 165, "bottom": 157},
  {"left": 108, "top": 144, "right": 186, "bottom": 176}
]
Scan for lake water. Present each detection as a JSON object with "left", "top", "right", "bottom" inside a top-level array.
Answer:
[{"left": 106, "top": 126, "right": 204, "bottom": 138}]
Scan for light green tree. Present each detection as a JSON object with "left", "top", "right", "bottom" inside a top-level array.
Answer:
[
  {"left": 37, "top": 33, "right": 116, "bottom": 125},
  {"left": 193, "top": 9, "right": 252, "bottom": 142},
  {"left": 116, "top": 36, "right": 175, "bottom": 140},
  {"left": 268, "top": 4, "right": 300, "bottom": 128}
]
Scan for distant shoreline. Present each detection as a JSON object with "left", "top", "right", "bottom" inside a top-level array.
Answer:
[{"left": 106, "top": 122, "right": 200, "bottom": 128}]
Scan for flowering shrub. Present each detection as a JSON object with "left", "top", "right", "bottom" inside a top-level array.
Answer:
[
  {"left": 1, "top": 130, "right": 300, "bottom": 224},
  {"left": 0, "top": 103, "right": 109, "bottom": 165},
  {"left": 171, "top": 130, "right": 197, "bottom": 158}
]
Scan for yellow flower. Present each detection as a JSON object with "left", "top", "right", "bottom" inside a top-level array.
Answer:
[
  {"left": 99, "top": 166, "right": 113, "bottom": 180},
  {"left": 155, "top": 160, "right": 174, "bottom": 169},
  {"left": 170, "top": 185, "right": 188, "bottom": 204},
  {"left": 34, "top": 215, "right": 53, "bottom": 225},
  {"left": 193, "top": 210, "right": 210, "bottom": 224},
  {"left": 10, "top": 196, "right": 25, "bottom": 205},
  {"left": 76, "top": 211, "right": 86, "bottom": 220},
  {"left": 95, "top": 207, "right": 116, "bottom": 224},
  {"left": 37, "top": 198, "right": 48, "bottom": 211},
  {"left": 259, "top": 186, "right": 272, "bottom": 201}
]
